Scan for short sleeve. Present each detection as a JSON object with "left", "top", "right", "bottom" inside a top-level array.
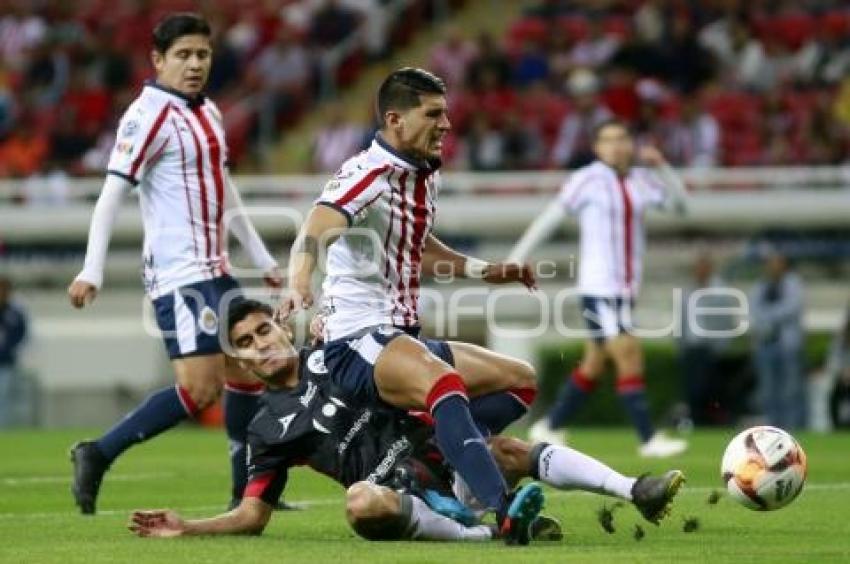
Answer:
[
  {"left": 244, "top": 440, "right": 290, "bottom": 506},
  {"left": 316, "top": 162, "right": 391, "bottom": 224},
  {"left": 107, "top": 102, "right": 171, "bottom": 185},
  {"left": 631, "top": 168, "right": 667, "bottom": 208},
  {"left": 556, "top": 172, "right": 593, "bottom": 214}
]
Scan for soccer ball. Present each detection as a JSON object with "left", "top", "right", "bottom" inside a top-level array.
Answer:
[{"left": 720, "top": 426, "right": 807, "bottom": 511}]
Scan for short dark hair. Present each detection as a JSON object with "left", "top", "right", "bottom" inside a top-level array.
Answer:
[
  {"left": 227, "top": 299, "right": 274, "bottom": 341},
  {"left": 592, "top": 118, "right": 630, "bottom": 142},
  {"left": 152, "top": 13, "right": 211, "bottom": 54},
  {"left": 376, "top": 67, "right": 446, "bottom": 127}
]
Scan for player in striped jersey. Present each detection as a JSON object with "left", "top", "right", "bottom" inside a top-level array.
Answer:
[
  {"left": 281, "top": 68, "right": 545, "bottom": 544},
  {"left": 509, "top": 118, "right": 689, "bottom": 458},
  {"left": 67, "top": 13, "right": 281, "bottom": 514}
]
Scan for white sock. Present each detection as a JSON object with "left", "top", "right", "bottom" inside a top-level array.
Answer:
[
  {"left": 407, "top": 495, "right": 493, "bottom": 541},
  {"left": 536, "top": 444, "right": 636, "bottom": 500}
]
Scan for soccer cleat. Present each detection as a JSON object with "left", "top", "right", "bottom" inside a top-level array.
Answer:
[
  {"left": 631, "top": 470, "right": 686, "bottom": 525},
  {"left": 69, "top": 440, "right": 110, "bottom": 515},
  {"left": 528, "top": 419, "right": 568, "bottom": 447},
  {"left": 498, "top": 482, "right": 545, "bottom": 546},
  {"left": 638, "top": 433, "right": 688, "bottom": 458},
  {"left": 421, "top": 489, "right": 478, "bottom": 526},
  {"left": 530, "top": 514, "right": 564, "bottom": 541}
]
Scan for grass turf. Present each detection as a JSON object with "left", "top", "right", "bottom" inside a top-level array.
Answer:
[{"left": 1, "top": 427, "right": 848, "bottom": 563}]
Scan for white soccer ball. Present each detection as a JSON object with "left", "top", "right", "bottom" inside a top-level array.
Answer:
[{"left": 720, "top": 426, "right": 807, "bottom": 511}]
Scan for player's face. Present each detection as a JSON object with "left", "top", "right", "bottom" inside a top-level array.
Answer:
[
  {"left": 393, "top": 94, "right": 451, "bottom": 160},
  {"left": 151, "top": 34, "right": 212, "bottom": 96},
  {"left": 229, "top": 312, "right": 298, "bottom": 383},
  {"left": 594, "top": 124, "right": 634, "bottom": 172}
]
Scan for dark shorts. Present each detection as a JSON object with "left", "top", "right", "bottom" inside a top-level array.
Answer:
[
  {"left": 580, "top": 295, "right": 634, "bottom": 344},
  {"left": 152, "top": 275, "right": 244, "bottom": 360},
  {"left": 323, "top": 325, "right": 454, "bottom": 405}
]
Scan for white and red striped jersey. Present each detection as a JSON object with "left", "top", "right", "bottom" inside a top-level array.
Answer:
[
  {"left": 316, "top": 136, "right": 439, "bottom": 341},
  {"left": 107, "top": 82, "right": 230, "bottom": 298},
  {"left": 558, "top": 160, "right": 668, "bottom": 298}
]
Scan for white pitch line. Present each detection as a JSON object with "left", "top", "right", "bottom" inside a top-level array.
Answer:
[{"left": 1, "top": 472, "right": 175, "bottom": 486}]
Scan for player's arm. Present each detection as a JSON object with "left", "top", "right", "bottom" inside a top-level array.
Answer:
[
  {"left": 224, "top": 170, "right": 282, "bottom": 288},
  {"left": 507, "top": 201, "right": 567, "bottom": 264},
  {"left": 638, "top": 146, "right": 688, "bottom": 215},
  {"left": 129, "top": 497, "right": 273, "bottom": 537},
  {"left": 423, "top": 234, "right": 536, "bottom": 289},
  {"left": 281, "top": 204, "right": 348, "bottom": 317},
  {"left": 68, "top": 174, "right": 133, "bottom": 308}
]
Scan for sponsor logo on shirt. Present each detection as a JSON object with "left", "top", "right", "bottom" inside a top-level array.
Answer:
[
  {"left": 116, "top": 141, "right": 133, "bottom": 154},
  {"left": 278, "top": 413, "right": 296, "bottom": 438},
  {"left": 367, "top": 437, "right": 411, "bottom": 484},
  {"left": 338, "top": 409, "right": 372, "bottom": 455},
  {"left": 307, "top": 350, "right": 328, "bottom": 374},
  {"left": 121, "top": 120, "right": 140, "bottom": 137},
  {"left": 299, "top": 380, "right": 318, "bottom": 408}
]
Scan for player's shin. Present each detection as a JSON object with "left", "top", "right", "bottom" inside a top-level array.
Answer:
[
  {"left": 426, "top": 373, "right": 509, "bottom": 511},
  {"left": 531, "top": 442, "right": 636, "bottom": 500}
]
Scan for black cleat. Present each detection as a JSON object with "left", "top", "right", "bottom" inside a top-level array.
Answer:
[
  {"left": 498, "top": 482, "right": 545, "bottom": 546},
  {"left": 631, "top": 470, "right": 685, "bottom": 525},
  {"left": 530, "top": 514, "right": 564, "bottom": 541},
  {"left": 69, "top": 441, "right": 109, "bottom": 515}
]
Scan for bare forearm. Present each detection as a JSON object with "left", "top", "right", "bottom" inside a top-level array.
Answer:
[
  {"left": 422, "top": 234, "right": 469, "bottom": 277},
  {"left": 182, "top": 510, "right": 265, "bottom": 536}
]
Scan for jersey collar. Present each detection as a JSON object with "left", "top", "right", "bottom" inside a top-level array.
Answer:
[
  {"left": 372, "top": 134, "right": 442, "bottom": 173},
  {"left": 144, "top": 80, "right": 206, "bottom": 108}
]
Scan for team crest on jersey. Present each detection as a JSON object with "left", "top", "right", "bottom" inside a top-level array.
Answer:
[
  {"left": 198, "top": 306, "right": 219, "bottom": 335},
  {"left": 324, "top": 179, "right": 341, "bottom": 192},
  {"left": 121, "top": 120, "right": 140, "bottom": 137},
  {"left": 307, "top": 350, "right": 328, "bottom": 374}
]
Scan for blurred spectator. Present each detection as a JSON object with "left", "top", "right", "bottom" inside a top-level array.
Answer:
[
  {"left": 23, "top": 38, "right": 70, "bottom": 108},
  {"left": 513, "top": 39, "right": 549, "bottom": 88},
  {"left": 251, "top": 27, "right": 312, "bottom": 142},
  {"left": 464, "top": 112, "right": 505, "bottom": 171},
  {"left": 809, "top": 305, "right": 850, "bottom": 431},
  {"left": 0, "top": 2, "right": 47, "bottom": 71},
  {"left": 660, "top": 15, "right": 717, "bottom": 94},
  {"left": 309, "top": 0, "right": 359, "bottom": 48},
  {"left": 466, "top": 32, "right": 511, "bottom": 90},
  {"left": 0, "top": 276, "right": 28, "bottom": 427},
  {"left": 550, "top": 69, "right": 611, "bottom": 168},
  {"left": 803, "top": 91, "right": 847, "bottom": 165},
  {"left": 429, "top": 26, "right": 476, "bottom": 90},
  {"left": 0, "top": 119, "right": 49, "bottom": 177},
  {"left": 664, "top": 95, "right": 720, "bottom": 167},
  {"left": 311, "top": 102, "right": 365, "bottom": 173},
  {"left": 502, "top": 111, "right": 544, "bottom": 169},
  {"left": 569, "top": 18, "right": 620, "bottom": 70},
  {"left": 749, "top": 251, "right": 806, "bottom": 429},
  {"left": 678, "top": 253, "right": 738, "bottom": 426}
]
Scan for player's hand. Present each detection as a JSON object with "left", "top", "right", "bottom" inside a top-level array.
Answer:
[
  {"left": 263, "top": 266, "right": 284, "bottom": 289},
  {"left": 128, "top": 510, "right": 187, "bottom": 538},
  {"left": 638, "top": 145, "right": 667, "bottom": 167},
  {"left": 68, "top": 279, "right": 98, "bottom": 309},
  {"left": 309, "top": 312, "right": 326, "bottom": 346},
  {"left": 483, "top": 262, "right": 537, "bottom": 290},
  {"left": 276, "top": 284, "right": 314, "bottom": 322}
]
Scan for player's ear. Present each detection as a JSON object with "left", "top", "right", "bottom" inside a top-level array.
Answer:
[
  {"left": 151, "top": 49, "right": 164, "bottom": 72},
  {"left": 384, "top": 110, "right": 402, "bottom": 130}
]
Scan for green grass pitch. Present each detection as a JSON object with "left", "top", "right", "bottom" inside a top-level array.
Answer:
[{"left": 1, "top": 427, "right": 848, "bottom": 563}]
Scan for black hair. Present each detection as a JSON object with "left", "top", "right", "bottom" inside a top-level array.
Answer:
[
  {"left": 227, "top": 299, "right": 274, "bottom": 341},
  {"left": 152, "top": 12, "right": 211, "bottom": 54},
  {"left": 592, "top": 118, "right": 630, "bottom": 142},
  {"left": 376, "top": 67, "right": 446, "bottom": 127}
]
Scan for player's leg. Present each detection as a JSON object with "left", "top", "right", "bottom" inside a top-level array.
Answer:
[
  {"left": 488, "top": 436, "right": 684, "bottom": 525},
  {"left": 607, "top": 333, "right": 687, "bottom": 456},
  {"left": 446, "top": 341, "right": 537, "bottom": 435},
  {"left": 372, "top": 335, "right": 543, "bottom": 543},
  {"left": 345, "top": 482, "right": 493, "bottom": 542}
]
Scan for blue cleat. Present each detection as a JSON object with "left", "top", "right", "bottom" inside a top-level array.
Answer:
[
  {"left": 499, "top": 482, "right": 545, "bottom": 546},
  {"left": 420, "top": 489, "right": 478, "bottom": 526}
]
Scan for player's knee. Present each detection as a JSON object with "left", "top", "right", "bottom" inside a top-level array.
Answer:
[
  {"left": 509, "top": 359, "right": 537, "bottom": 390},
  {"left": 180, "top": 379, "right": 222, "bottom": 410},
  {"left": 489, "top": 436, "right": 532, "bottom": 479}
]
